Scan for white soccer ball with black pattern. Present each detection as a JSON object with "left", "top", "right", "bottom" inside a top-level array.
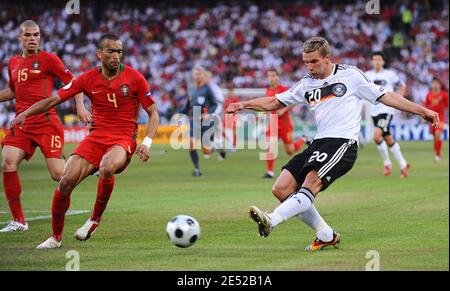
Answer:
[{"left": 166, "top": 215, "right": 201, "bottom": 248}]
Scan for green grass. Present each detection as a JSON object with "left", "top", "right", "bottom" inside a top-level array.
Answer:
[{"left": 0, "top": 141, "right": 448, "bottom": 270}]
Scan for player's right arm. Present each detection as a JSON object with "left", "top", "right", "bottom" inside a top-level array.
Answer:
[
  {"left": 11, "top": 74, "right": 86, "bottom": 128},
  {"left": 227, "top": 80, "right": 305, "bottom": 114},
  {"left": 226, "top": 97, "right": 284, "bottom": 113},
  {"left": 0, "top": 88, "right": 15, "bottom": 102}
]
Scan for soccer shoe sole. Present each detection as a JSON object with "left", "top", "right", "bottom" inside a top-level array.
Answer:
[{"left": 248, "top": 206, "right": 271, "bottom": 237}]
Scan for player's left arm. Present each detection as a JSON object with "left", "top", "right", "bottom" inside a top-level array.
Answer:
[
  {"left": 136, "top": 104, "right": 160, "bottom": 162},
  {"left": 379, "top": 92, "right": 439, "bottom": 127},
  {"left": 48, "top": 54, "right": 92, "bottom": 123}
]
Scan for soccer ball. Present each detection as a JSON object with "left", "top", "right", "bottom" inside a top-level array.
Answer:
[{"left": 166, "top": 215, "right": 201, "bottom": 248}]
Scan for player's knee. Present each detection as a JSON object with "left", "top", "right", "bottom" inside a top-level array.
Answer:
[
  {"left": 385, "top": 139, "right": 394, "bottom": 146},
  {"left": 285, "top": 148, "right": 295, "bottom": 156},
  {"left": 58, "top": 176, "right": 75, "bottom": 194},
  {"left": 99, "top": 164, "right": 115, "bottom": 178},
  {"left": 1, "top": 158, "right": 18, "bottom": 172},
  {"left": 272, "top": 184, "right": 288, "bottom": 201},
  {"left": 50, "top": 170, "right": 63, "bottom": 182}
]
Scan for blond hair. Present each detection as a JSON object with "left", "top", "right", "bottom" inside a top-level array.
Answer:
[{"left": 303, "top": 37, "right": 330, "bottom": 56}]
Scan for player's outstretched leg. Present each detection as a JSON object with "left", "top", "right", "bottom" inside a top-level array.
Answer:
[
  {"left": 74, "top": 176, "right": 115, "bottom": 241},
  {"left": 249, "top": 187, "right": 315, "bottom": 238}
]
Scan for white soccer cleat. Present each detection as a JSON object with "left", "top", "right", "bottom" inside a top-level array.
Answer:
[
  {"left": 36, "top": 237, "right": 62, "bottom": 250},
  {"left": 0, "top": 221, "right": 29, "bottom": 233},
  {"left": 434, "top": 156, "right": 441, "bottom": 163},
  {"left": 74, "top": 218, "right": 99, "bottom": 241}
]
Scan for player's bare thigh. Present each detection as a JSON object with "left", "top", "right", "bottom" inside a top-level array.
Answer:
[
  {"left": 1, "top": 145, "right": 26, "bottom": 172},
  {"left": 45, "top": 158, "right": 65, "bottom": 182},
  {"left": 273, "top": 169, "right": 323, "bottom": 201},
  {"left": 384, "top": 134, "right": 395, "bottom": 146},
  {"left": 98, "top": 145, "right": 128, "bottom": 179},
  {"left": 58, "top": 154, "right": 96, "bottom": 195},
  {"left": 272, "top": 169, "right": 299, "bottom": 201},
  {"left": 373, "top": 127, "right": 384, "bottom": 144}
]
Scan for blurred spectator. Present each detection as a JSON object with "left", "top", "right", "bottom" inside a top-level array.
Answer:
[{"left": 0, "top": 0, "right": 448, "bottom": 126}]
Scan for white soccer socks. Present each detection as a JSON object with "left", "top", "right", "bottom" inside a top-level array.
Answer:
[
  {"left": 268, "top": 188, "right": 314, "bottom": 227},
  {"left": 389, "top": 142, "right": 408, "bottom": 169},
  {"left": 376, "top": 140, "right": 391, "bottom": 166},
  {"left": 297, "top": 205, "right": 333, "bottom": 242}
]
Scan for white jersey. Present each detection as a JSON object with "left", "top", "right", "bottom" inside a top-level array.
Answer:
[
  {"left": 365, "top": 68, "right": 404, "bottom": 116},
  {"left": 208, "top": 81, "right": 224, "bottom": 115},
  {"left": 276, "top": 64, "right": 387, "bottom": 143}
]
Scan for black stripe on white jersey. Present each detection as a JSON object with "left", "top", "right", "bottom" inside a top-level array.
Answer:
[{"left": 350, "top": 66, "right": 371, "bottom": 83}]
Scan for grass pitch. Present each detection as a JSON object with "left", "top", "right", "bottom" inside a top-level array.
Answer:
[{"left": 0, "top": 141, "right": 448, "bottom": 270}]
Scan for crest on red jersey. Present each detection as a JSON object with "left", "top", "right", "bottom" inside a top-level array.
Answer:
[
  {"left": 120, "top": 84, "right": 130, "bottom": 97},
  {"left": 30, "top": 61, "right": 41, "bottom": 74}
]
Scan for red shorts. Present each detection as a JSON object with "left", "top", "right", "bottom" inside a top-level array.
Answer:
[
  {"left": 72, "top": 135, "right": 137, "bottom": 174},
  {"left": 2, "top": 121, "right": 65, "bottom": 160},
  {"left": 266, "top": 126, "right": 294, "bottom": 145}
]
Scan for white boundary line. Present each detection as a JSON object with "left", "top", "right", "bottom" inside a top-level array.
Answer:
[{"left": 0, "top": 210, "right": 90, "bottom": 224}]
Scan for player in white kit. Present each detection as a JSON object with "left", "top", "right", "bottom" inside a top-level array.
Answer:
[
  {"left": 226, "top": 37, "right": 439, "bottom": 251},
  {"left": 366, "top": 52, "right": 409, "bottom": 178}
]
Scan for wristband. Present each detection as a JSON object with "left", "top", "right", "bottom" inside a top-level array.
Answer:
[{"left": 142, "top": 136, "right": 153, "bottom": 148}]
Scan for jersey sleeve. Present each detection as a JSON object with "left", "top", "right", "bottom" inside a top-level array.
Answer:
[
  {"left": 57, "top": 74, "right": 86, "bottom": 101},
  {"left": 7, "top": 65, "right": 15, "bottom": 92},
  {"left": 392, "top": 71, "right": 405, "bottom": 88},
  {"left": 351, "top": 67, "right": 387, "bottom": 104},
  {"left": 47, "top": 53, "right": 74, "bottom": 84},
  {"left": 275, "top": 80, "right": 306, "bottom": 106},
  {"left": 135, "top": 74, "right": 155, "bottom": 110}
]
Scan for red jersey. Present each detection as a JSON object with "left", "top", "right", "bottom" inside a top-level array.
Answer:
[
  {"left": 57, "top": 64, "right": 155, "bottom": 143},
  {"left": 266, "top": 85, "right": 292, "bottom": 129},
  {"left": 423, "top": 91, "right": 449, "bottom": 121},
  {"left": 8, "top": 49, "right": 73, "bottom": 130}
]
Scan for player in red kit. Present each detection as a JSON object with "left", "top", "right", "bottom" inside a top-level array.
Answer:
[
  {"left": 422, "top": 78, "right": 449, "bottom": 162},
  {"left": 263, "top": 69, "right": 306, "bottom": 178},
  {"left": 0, "top": 20, "right": 89, "bottom": 233},
  {"left": 11, "top": 34, "right": 159, "bottom": 249}
]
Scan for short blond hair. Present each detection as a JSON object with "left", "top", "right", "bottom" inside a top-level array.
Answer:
[{"left": 303, "top": 37, "right": 330, "bottom": 56}]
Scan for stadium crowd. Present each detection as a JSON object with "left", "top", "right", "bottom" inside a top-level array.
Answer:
[{"left": 0, "top": 0, "right": 448, "bottom": 126}]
